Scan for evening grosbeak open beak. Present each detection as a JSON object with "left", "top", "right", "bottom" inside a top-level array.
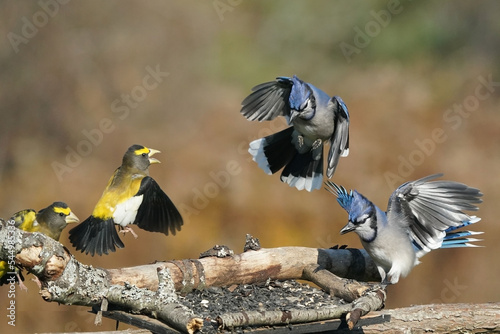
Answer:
[
  {"left": 0, "top": 202, "right": 79, "bottom": 289},
  {"left": 69, "top": 144, "right": 183, "bottom": 256}
]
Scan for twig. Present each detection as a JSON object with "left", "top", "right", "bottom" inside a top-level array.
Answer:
[
  {"left": 347, "top": 288, "right": 386, "bottom": 329},
  {"left": 302, "top": 264, "right": 373, "bottom": 302}
]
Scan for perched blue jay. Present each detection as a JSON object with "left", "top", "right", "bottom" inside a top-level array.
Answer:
[
  {"left": 241, "top": 75, "right": 349, "bottom": 191},
  {"left": 325, "top": 174, "right": 483, "bottom": 284}
]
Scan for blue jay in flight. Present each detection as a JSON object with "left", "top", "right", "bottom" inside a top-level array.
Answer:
[
  {"left": 326, "top": 174, "right": 483, "bottom": 284},
  {"left": 241, "top": 75, "right": 349, "bottom": 191}
]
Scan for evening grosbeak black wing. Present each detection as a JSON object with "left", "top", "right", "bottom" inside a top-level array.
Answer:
[{"left": 134, "top": 176, "right": 183, "bottom": 235}]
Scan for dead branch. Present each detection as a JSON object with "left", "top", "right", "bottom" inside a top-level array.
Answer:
[
  {"left": 347, "top": 289, "right": 387, "bottom": 329},
  {"left": 302, "top": 263, "right": 375, "bottom": 302},
  {"left": 216, "top": 305, "right": 352, "bottom": 329}
]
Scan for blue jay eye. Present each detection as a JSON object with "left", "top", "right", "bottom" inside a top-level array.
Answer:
[
  {"left": 300, "top": 99, "right": 311, "bottom": 110},
  {"left": 356, "top": 213, "right": 370, "bottom": 224}
]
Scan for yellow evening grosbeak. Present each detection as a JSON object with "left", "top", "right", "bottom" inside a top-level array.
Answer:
[
  {"left": 69, "top": 144, "right": 183, "bottom": 256},
  {"left": 0, "top": 202, "right": 79, "bottom": 288}
]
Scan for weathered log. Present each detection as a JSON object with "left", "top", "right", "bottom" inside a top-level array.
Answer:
[{"left": 107, "top": 245, "right": 381, "bottom": 293}]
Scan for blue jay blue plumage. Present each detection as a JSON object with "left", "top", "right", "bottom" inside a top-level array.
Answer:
[
  {"left": 241, "top": 75, "right": 350, "bottom": 191},
  {"left": 325, "top": 174, "right": 483, "bottom": 284}
]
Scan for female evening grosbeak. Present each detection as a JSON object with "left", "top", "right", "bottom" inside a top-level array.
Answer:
[
  {"left": 0, "top": 202, "right": 79, "bottom": 289},
  {"left": 69, "top": 144, "right": 183, "bottom": 256}
]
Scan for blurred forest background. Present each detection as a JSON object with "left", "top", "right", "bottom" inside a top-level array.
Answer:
[{"left": 0, "top": 1, "right": 499, "bottom": 332}]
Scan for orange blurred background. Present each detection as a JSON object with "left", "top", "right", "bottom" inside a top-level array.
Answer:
[{"left": 1, "top": 1, "right": 499, "bottom": 332}]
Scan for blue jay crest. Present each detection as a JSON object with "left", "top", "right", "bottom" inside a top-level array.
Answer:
[
  {"left": 325, "top": 181, "right": 373, "bottom": 223},
  {"left": 325, "top": 181, "right": 353, "bottom": 211},
  {"left": 288, "top": 75, "right": 311, "bottom": 111},
  {"left": 348, "top": 191, "right": 373, "bottom": 223}
]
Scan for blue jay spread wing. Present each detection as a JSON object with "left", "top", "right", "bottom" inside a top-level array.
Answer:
[
  {"left": 240, "top": 77, "right": 293, "bottom": 121},
  {"left": 326, "top": 96, "right": 350, "bottom": 178},
  {"left": 387, "top": 173, "right": 483, "bottom": 256}
]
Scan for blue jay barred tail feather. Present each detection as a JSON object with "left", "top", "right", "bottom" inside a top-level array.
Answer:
[
  {"left": 281, "top": 150, "right": 323, "bottom": 191},
  {"left": 249, "top": 127, "right": 324, "bottom": 191},
  {"left": 249, "top": 127, "right": 296, "bottom": 175},
  {"left": 414, "top": 216, "right": 483, "bottom": 257},
  {"left": 325, "top": 174, "right": 483, "bottom": 284},
  {"left": 241, "top": 75, "right": 350, "bottom": 191}
]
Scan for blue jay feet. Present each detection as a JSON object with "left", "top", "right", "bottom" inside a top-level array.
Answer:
[
  {"left": 311, "top": 138, "right": 323, "bottom": 150},
  {"left": 241, "top": 76, "right": 350, "bottom": 191},
  {"left": 297, "top": 134, "right": 304, "bottom": 148},
  {"left": 296, "top": 136, "right": 322, "bottom": 151}
]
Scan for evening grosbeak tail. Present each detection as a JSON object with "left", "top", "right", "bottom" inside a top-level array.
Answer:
[
  {"left": 69, "top": 144, "right": 183, "bottom": 256},
  {"left": 0, "top": 202, "right": 79, "bottom": 288}
]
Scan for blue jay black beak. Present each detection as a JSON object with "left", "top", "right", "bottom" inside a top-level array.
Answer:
[
  {"left": 340, "top": 221, "right": 356, "bottom": 235},
  {"left": 288, "top": 110, "right": 299, "bottom": 124}
]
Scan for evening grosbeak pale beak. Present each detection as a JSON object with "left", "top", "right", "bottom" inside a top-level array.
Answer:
[{"left": 69, "top": 144, "right": 183, "bottom": 256}]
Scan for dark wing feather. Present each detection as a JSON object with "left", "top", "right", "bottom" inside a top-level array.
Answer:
[
  {"left": 327, "top": 96, "right": 350, "bottom": 178},
  {"left": 134, "top": 177, "right": 183, "bottom": 236},
  {"left": 387, "top": 174, "right": 482, "bottom": 252},
  {"left": 69, "top": 217, "right": 124, "bottom": 256},
  {"left": 240, "top": 77, "right": 293, "bottom": 121}
]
